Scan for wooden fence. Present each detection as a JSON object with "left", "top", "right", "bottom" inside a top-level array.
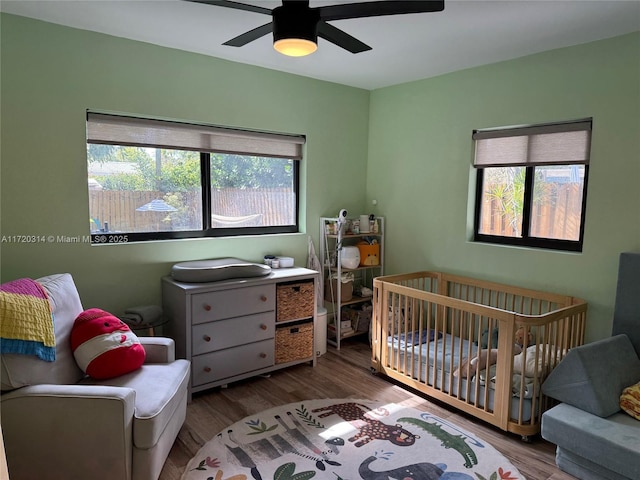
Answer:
[
  {"left": 479, "top": 183, "right": 583, "bottom": 240},
  {"left": 89, "top": 188, "right": 294, "bottom": 233}
]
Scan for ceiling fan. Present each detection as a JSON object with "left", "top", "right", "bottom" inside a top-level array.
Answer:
[{"left": 186, "top": 0, "right": 445, "bottom": 57}]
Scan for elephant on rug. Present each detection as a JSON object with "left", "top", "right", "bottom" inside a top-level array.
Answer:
[
  {"left": 358, "top": 455, "right": 443, "bottom": 480},
  {"left": 358, "top": 456, "right": 475, "bottom": 480}
]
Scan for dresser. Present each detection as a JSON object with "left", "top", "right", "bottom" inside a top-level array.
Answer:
[{"left": 162, "top": 267, "right": 318, "bottom": 397}]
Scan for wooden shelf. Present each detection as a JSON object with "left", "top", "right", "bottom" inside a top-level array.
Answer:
[
  {"left": 324, "top": 265, "right": 381, "bottom": 273},
  {"left": 323, "top": 295, "right": 372, "bottom": 307},
  {"left": 327, "top": 327, "right": 368, "bottom": 341},
  {"left": 324, "top": 233, "right": 382, "bottom": 239}
]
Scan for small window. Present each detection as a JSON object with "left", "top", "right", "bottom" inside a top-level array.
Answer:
[
  {"left": 473, "top": 119, "right": 591, "bottom": 252},
  {"left": 87, "top": 113, "right": 304, "bottom": 243}
]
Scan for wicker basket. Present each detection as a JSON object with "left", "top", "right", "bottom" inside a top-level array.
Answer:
[
  {"left": 276, "top": 280, "right": 314, "bottom": 322},
  {"left": 275, "top": 320, "right": 314, "bottom": 364}
]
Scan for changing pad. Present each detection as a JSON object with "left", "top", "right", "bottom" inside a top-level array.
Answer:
[{"left": 171, "top": 258, "right": 271, "bottom": 283}]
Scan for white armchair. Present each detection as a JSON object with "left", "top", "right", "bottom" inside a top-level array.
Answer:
[{"left": 1, "top": 273, "right": 190, "bottom": 480}]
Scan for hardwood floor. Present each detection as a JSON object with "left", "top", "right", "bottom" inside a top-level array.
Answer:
[{"left": 160, "top": 337, "right": 576, "bottom": 480}]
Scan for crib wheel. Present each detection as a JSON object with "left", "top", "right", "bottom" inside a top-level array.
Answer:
[
  {"left": 370, "top": 367, "right": 378, "bottom": 375},
  {"left": 521, "top": 435, "right": 533, "bottom": 443}
]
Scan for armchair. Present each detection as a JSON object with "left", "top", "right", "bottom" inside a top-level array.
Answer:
[{"left": 1, "top": 273, "right": 190, "bottom": 480}]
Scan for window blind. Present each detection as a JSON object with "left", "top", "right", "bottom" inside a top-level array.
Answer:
[
  {"left": 473, "top": 119, "right": 591, "bottom": 168},
  {"left": 87, "top": 112, "right": 305, "bottom": 160}
]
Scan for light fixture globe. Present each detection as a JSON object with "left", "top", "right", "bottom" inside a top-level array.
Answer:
[
  {"left": 274, "top": 38, "right": 317, "bottom": 57},
  {"left": 272, "top": 4, "right": 318, "bottom": 57}
]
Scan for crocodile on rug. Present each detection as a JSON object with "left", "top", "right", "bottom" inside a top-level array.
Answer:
[{"left": 181, "top": 398, "right": 524, "bottom": 480}]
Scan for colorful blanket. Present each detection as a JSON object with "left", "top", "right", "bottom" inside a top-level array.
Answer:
[{"left": 1, "top": 278, "right": 55, "bottom": 361}]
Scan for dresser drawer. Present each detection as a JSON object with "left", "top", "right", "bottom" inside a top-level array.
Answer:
[
  {"left": 191, "top": 284, "right": 275, "bottom": 324},
  {"left": 192, "top": 339, "right": 274, "bottom": 386},
  {"left": 192, "top": 311, "right": 274, "bottom": 355}
]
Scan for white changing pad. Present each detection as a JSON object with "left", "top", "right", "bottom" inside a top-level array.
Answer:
[{"left": 171, "top": 258, "right": 271, "bottom": 283}]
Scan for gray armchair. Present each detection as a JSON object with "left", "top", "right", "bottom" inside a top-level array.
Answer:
[{"left": 1, "top": 273, "right": 190, "bottom": 480}]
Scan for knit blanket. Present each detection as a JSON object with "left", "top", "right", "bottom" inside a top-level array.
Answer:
[{"left": 1, "top": 278, "right": 55, "bottom": 361}]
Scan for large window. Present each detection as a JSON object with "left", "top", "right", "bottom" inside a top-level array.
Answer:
[
  {"left": 87, "top": 113, "right": 304, "bottom": 243},
  {"left": 473, "top": 119, "right": 591, "bottom": 252}
]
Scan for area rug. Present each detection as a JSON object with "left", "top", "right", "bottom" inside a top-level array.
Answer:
[{"left": 181, "top": 398, "right": 525, "bottom": 480}]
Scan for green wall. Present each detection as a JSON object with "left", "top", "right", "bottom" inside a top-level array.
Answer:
[
  {"left": 367, "top": 32, "right": 640, "bottom": 341},
  {"left": 2, "top": 13, "right": 638, "bottom": 342},
  {"left": 0, "top": 14, "right": 369, "bottom": 311}
]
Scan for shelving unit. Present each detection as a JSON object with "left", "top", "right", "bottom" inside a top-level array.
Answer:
[{"left": 319, "top": 216, "right": 384, "bottom": 349}]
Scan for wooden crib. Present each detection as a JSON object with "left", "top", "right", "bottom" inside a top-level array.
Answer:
[{"left": 371, "top": 271, "right": 587, "bottom": 439}]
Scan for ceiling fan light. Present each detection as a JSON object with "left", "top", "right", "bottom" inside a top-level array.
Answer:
[{"left": 274, "top": 38, "right": 317, "bottom": 57}]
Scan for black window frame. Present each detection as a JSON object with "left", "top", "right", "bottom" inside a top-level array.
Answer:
[
  {"left": 472, "top": 119, "right": 591, "bottom": 253},
  {"left": 473, "top": 165, "right": 589, "bottom": 252},
  {"left": 87, "top": 113, "right": 303, "bottom": 244}
]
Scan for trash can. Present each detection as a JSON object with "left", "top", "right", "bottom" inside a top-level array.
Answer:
[{"left": 315, "top": 307, "right": 327, "bottom": 357}]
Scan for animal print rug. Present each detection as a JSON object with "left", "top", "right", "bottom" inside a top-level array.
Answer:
[{"left": 181, "top": 398, "right": 525, "bottom": 480}]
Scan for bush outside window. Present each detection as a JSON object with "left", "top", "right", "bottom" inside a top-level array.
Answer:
[
  {"left": 87, "top": 113, "right": 304, "bottom": 243},
  {"left": 473, "top": 119, "right": 591, "bottom": 252}
]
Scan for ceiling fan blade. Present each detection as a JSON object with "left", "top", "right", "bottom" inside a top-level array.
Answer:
[
  {"left": 223, "top": 22, "right": 273, "bottom": 47},
  {"left": 317, "top": 21, "right": 371, "bottom": 54},
  {"left": 319, "top": 0, "right": 444, "bottom": 22},
  {"left": 186, "top": 0, "right": 272, "bottom": 16}
]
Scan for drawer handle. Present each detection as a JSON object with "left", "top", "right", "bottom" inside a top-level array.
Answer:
[
  {"left": 260, "top": 324, "right": 267, "bottom": 331},
  {"left": 260, "top": 295, "right": 268, "bottom": 302},
  {"left": 259, "top": 353, "right": 267, "bottom": 359},
  {"left": 203, "top": 304, "right": 212, "bottom": 311},
  {"left": 203, "top": 335, "right": 211, "bottom": 342},
  {"left": 203, "top": 366, "right": 212, "bottom": 373}
]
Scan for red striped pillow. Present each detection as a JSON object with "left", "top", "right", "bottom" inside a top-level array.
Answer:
[{"left": 70, "top": 308, "right": 145, "bottom": 379}]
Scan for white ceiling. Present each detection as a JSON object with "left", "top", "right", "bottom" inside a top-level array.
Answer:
[{"left": 2, "top": 0, "right": 639, "bottom": 90}]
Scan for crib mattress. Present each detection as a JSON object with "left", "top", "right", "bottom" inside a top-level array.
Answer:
[
  {"left": 387, "top": 333, "right": 534, "bottom": 422},
  {"left": 388, "top": 333, "right": 477, "bottom": 371}
]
